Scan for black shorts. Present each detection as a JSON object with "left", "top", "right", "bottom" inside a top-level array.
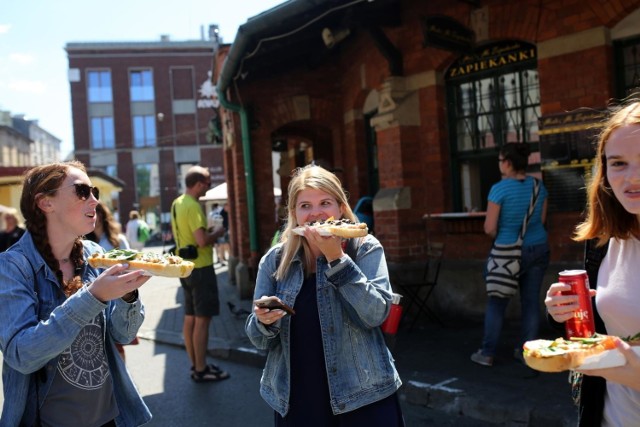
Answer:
[{"left": 179, "top": 265, "right": 219, "bottom": 317}]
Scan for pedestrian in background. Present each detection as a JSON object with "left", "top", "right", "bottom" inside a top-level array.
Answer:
[
  {"left": 215, "top": 202, "right": 230, "bottom": 265},
  {"left": 86, "top": 201, "right": 139, "bottom": 361},
  {"left": 0, "top": 208, "right": 25, "bottom": 252},
  {"left": 171, "top": 165, "right": 229, "bottom": 382},
  {"left": 87, "top": 202, "right": 130, "bottom": 251},
  {"left": 246, "top": 164, "right": 404, "bottom": 426},
  {"left": 545, "top": 102, "right": 640, "bottom": 426},
  {"left": 0, "top": 160, "right": 151, "bottom": 426},
  {"left": 125, "top": 210, "right": 149, "bottom": 251},
  {"left": 471, "top": 142, "right": 550, "bottom": 367}
]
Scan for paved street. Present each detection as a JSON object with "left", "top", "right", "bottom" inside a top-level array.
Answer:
[
  {"left": 124, "top": 339, "right": 272, "bottom": 425},
  {"left": 0, "top": 246, "right": 579, "bottom": 425},
  {"left": 0, "top": 339, "right": 496, "bottom": 426}
]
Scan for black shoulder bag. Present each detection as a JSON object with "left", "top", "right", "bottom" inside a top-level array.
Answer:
[
  {"left": 169, "top": 203, "right": 198, "bottom": 259},
  {"left": 485, "top": 178, "right": 540, "bottom": 298}
]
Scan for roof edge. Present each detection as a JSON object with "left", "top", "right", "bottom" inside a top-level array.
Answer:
[{"left": 217, "top": 0, "right": 332, "bottom": 93}]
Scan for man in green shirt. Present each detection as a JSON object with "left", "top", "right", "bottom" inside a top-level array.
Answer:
[{"left": 171, "top": 165, "right": 230, "bottom": 382}]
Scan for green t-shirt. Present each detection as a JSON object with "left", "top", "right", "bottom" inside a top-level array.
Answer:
[{"left": 171, "top": 194, "right": 213, "bottom": 268}]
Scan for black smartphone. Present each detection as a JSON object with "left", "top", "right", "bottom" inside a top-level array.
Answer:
[{"left": 254, "top": 296, "right": 295, "bottom": 315}]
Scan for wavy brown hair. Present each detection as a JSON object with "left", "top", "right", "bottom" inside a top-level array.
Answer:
[
  {"left": 574, "top": 102, "right": 640, "bottom": 246},
  {"left": 20, "top": 161, "right": 87, "bottom": 296},
  {"left": 86, "top": 202, "right": 121, "bottom": 249}
]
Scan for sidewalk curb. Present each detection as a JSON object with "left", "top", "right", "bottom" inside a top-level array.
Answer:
[{"left": 138, "top": 328, "right": 268, "bottom": 369}]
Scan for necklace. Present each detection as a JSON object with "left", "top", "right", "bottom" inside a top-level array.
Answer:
[{"left": 59, "top": 258, "right": 70, "bottom": 264}]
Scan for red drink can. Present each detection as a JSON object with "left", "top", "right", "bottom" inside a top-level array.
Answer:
[
  {"left": 559, "top": 270, "right": 595, "bottom": 338},
  {"left": 381, "top": 293, "right": 403, "bottom": 335}
]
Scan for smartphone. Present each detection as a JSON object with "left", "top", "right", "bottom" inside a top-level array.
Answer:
[{"left": 254, "top": 296, "right": 296, "bottom": 315}]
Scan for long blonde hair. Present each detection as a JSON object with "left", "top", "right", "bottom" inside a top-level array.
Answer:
[
  {"left": 574, "top": 102, "right": 640, "bottom": 246},
  {"left": 275, "top": 165, "right": 357, "bottom": 280}
]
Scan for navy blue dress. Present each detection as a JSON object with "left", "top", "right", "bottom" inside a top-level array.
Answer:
[{"left": 275, "top": 274, "right": 404, "bottom": 427}]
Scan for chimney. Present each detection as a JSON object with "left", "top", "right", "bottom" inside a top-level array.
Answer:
[{"left": 209, "top": 24, "right": 220, "bottom": 42}]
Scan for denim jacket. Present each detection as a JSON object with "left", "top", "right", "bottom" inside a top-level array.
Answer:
[
  {"left": 245, "top": 234, "right": 402, "bottom": 416},
  {"left": 0, "top": 232, "right": 151, "bottom": 427}
]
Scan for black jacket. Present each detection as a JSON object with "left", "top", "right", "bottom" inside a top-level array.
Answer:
[
  {"left": 0, "top": 227, "right": 25, "bottom": 252},
  {"left": 577, "top": 239, "right": 608, "bottom": 427}
]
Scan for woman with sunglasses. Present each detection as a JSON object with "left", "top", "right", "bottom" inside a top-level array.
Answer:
[{"left": 0, "top": 161, "right": 152, "bottom": 426}]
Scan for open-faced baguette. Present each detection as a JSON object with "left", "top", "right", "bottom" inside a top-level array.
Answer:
[
  {"left": 523, "top": 335, "right": 618, "bottom": 372},
  {"left": 88, "top": 249, "right": 195, "bottom": 278},
  {"left": 292, "top": 216, "right": 368, "bottom": 238}
]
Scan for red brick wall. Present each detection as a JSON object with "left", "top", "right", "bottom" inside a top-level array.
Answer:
[
  {"left": 218, "top": 0, "right": 640, "bottom": 269},
  {"left": 539, "top": 47, "right": 615, "bottom": 113}
]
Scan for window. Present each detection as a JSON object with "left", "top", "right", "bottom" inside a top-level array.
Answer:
[
  {"left": 90, "top": 117, "right": 115, "bottom": 149},
  {"left": 615, "top": 37, "right": 640, "bottom": 99},
  {"left": 98, "top": 165, "right": 118, "bottom": 177},
  {"left": 135, "top": 163, "right": 161, "bottom": 229},
  {"left": 446, "top": 41, "right": 540, "bottom": 211},
  {"left": 87, "top": 70, "right": 112, "bottom": 103},
  {"left": 451, "top": 71, "right": 540, "bottom": 153},
  {"left": 130, "top": 70, "right": 154, "bottom": 101},
  {"left": 132, "top": 115, "right": 156, "bottom": 147}
]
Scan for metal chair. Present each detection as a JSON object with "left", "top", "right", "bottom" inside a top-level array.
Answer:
[{"left": 395, "top": 241, "right": 445, "bottom": 330}]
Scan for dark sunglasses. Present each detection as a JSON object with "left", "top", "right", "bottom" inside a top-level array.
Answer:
[{"left": 48, "top": 183, "right": 100, "bottom": 201}]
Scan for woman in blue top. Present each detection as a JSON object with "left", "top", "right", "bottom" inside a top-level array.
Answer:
[
  {"left": 246, "top": 165, "right": 404, "bottom": 426},
  {"left": 0, "top": 161, "right": 151, "bottom": 426},
  {"left": 471, "top": 143, "right": 550, "bottom": 367}
]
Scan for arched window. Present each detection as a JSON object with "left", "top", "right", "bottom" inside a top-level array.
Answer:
[
  {"left": 446, "top": 41, "right": 540, "bottom": 211},
  {"left": 614, "top": 36, "right": 640, "bottom": 99}
]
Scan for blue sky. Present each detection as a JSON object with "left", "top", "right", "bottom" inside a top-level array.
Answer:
[{"left": 0, "top": 0, "right": 285, "bottom": 158}]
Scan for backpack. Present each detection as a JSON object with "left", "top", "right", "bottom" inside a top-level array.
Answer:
[{"left": 138, "top": 222, "right": 150, "bottom": 243}]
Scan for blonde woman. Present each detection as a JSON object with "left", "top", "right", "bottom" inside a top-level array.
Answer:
[
  {"left": 246, "top": 165, "right": 404, "bottom": 426},
  {"left": 0, "top": 208, "right": 25, "bottom": 252}
]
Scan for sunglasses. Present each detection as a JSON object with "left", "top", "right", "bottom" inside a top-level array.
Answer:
[{"left": 49, "top": 183, "right": 100, "bottom": 201}]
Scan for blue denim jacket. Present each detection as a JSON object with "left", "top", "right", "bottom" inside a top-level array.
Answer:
[
  {"left": 0, "top": 232, "right": 151, "bottom": 427},
  {"left": 245, "top": 234, "right": 402, "bottom": 416}
]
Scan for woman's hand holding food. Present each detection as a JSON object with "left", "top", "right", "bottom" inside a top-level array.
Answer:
[
  {"left": 302, "top": 226, "right": 343, "bottom": 262},
  {"left": 88, "top": 263, "right": 150, "bottom": 302}
]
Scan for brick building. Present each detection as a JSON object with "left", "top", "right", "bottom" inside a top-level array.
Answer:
[
  {"left": 215, "top": 0, "right": 640, "bottom": 317},
  {"left": 66, "top": 27, "right": 224, "bottom": 232}
]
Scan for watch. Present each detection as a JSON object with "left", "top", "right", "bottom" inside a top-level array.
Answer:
[
  {"left": 329, "top": 258, "right": 342, "bottom": 268},
  {"left": 122, "top": 290, "right": 139, "bottom": 303}
]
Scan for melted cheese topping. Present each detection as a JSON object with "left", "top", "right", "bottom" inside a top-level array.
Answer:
[
  {"left": 523, "top": 336, "right": 608, "bottom": 358},
  {"left": 93, "top": 249, "right": 187, "bottom": 265}
]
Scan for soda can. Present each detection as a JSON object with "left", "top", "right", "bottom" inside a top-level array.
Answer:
[
  {"left": 559, "top": 270, "right": 596, "bottom": 338},
  {"left": 381, "top": 293, "right": 403, "bottom": 336}
]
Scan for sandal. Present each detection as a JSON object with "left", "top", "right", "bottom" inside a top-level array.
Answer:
[
  {"left": 191, "top": 364, "right": 230, "bottom": 383},
  {"left": 190, "top": 363, "right": 226, "bottom": 374}
]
